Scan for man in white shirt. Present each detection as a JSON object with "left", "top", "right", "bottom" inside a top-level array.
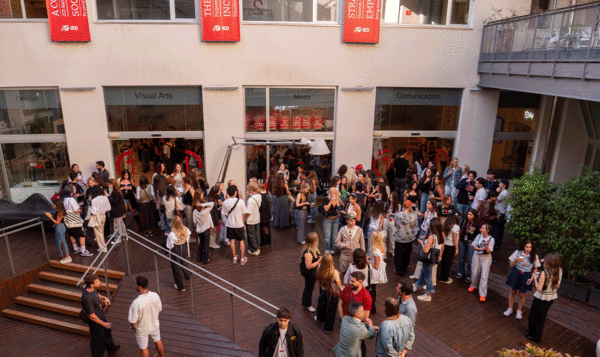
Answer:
[
  {"left": 246, "top": 182, "right": 262, "bottom": 256},
  {"left": 471, "top": 177, "right": 487, "bottom": 210},
  {"left": 128, "top": 276, "right": 164, "bottom": 357},
  {"left": 222, "top": 185, "right": 248, "bottom": 265}
]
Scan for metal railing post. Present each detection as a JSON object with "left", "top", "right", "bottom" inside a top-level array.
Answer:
[
  {"left": 190, "top": 274, "right": 195, "bottom": 315},
  {"left": 230, "top": 290, "right": 235, "bottom": 341},
  {"left": 40, "top": 222, "right": 50, "bottom": 262},
  {"left": 123, "top": 235, "right": 131, "bottom": 276},
  {"left": 154, "top": 252, "right": 161, "bottom": 295},
  {"left": 103, "top": 261, "right": 111, "bottom": 301},
  {"left": 4, "top": 234, "right": 15, "bottom": 276}
]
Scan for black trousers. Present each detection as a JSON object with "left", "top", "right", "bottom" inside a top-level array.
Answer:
[
  {"left": 171, "top": 244, "right": 190, "bottom": 290},
  {"left": 440, "top": 244, "right": 456, "bottom": 282},
  {"left": 316, "top": 287, "right": 339, "bottom": 332},
  {"left": 367, "top": 284, "right": 377, "bottom": 314},
  {"left": 528, "top": 297, "right": 554, "bottom": 342},
  {"left": 394, "top": 241, "right": 413, "bottom": 276},
  {"left": 302, "top": 271, "right": 317, "bottom": 308},
  {"left": 196, "top": 228, "right": 210, "bottom": 263},
  {"left": 89, "top": 323, "right": 118, "bottom": 357},
  {"left": 260, "top": 222, "right": 271, "bottom": 246}
]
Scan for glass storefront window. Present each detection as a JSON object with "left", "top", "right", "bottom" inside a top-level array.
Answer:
[
  {"left": 245, "top": 87, "right": 335, "bottom": 132},
  {"left": 0, "top": 89, "right": 64, "bottom": 135},
  {"left": 375, "top": 88, "right": 461, "bottom": 131},
  {"left": 373, "top": 137, "right": 455, "bottom": 178},
  {"left": 112, "top": 139, "right": 205, "bottom": 179},
  {"left": 104, "top": 87, "right": 203, "bottom": 132},
  {"left": 2, "top": 142, "right": 69, "bottom": 203},
  {"left": 382, "top": 0, "right": 469, "bottom": 25},
  {"left": 0, "top": 0, "right": 46, "bottom": 18},
  {"left": 242, "top": 0, "right": 336, "bottom": 22},
  {"left": 489, "top": 140, "right": 533, "bottom": 179},
  {"left": 96, "top": 0, "right": 192, "bottom": 20}
]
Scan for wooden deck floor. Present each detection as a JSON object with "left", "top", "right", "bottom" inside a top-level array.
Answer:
[{"left": 1, "top": 216, "right": 598, "bottom": 356}]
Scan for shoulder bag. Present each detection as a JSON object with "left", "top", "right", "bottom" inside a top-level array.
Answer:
[
  {"left": 64, "top": 211, "right": 83, "bottom": 228},
  {"left": 418, "top": 236, "right": 441, "bottom": 264}
]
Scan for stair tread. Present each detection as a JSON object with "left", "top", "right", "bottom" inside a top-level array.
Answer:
[
  {"left": 39, "top": 271, "right": 118, "bottom": 291},
  {"left": 22, "top": 291, "right": 83, "bottom": 309},
  {"left": 15, "top": 296, "right": 80, "bottom": 316},
  {"left": 2, "top": 308, "right": 89, "bottom": 336},
  {"left": 27, "top": 283, "right": 83, "bottom": 301},
  {"left": 44, "top": 266, "right": 122, "bottom": 285},
  {"left": 49, "top": 260, "right": 125, "bottom": 279}
]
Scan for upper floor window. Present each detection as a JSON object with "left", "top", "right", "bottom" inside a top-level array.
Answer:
[
  {"left": 242, "top": 0, "right": 337, "bottom": 22},
  {"left": 96, "top": 0, "right": 195, "bottom": 20},
  {"left": 382, "top": 0, "right": 469, "bottom": 25},
  {"left": 0, "top": 0, "right": 47, "bottom": 19},
  {"left": 0, "top": 89, "right": 63, "bottom": 134}
]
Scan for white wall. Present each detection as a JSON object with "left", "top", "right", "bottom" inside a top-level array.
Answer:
[
  {"left": 0, "top": 0, "right": 531, "bottom": 181},
  {"left": 550, "top": 98, "right": 588, "bottom": 184}
]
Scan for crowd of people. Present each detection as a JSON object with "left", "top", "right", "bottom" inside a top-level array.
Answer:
[{"left": 51, "top": 148, "right": 564, "bottom": 356}]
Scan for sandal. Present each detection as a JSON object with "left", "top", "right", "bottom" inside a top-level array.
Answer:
[
  {"left": 232, "top": 255, "right": 239, "bottom": 264},
  {"left": 240, "top": 257, "right": 248, "bottom": 265}
]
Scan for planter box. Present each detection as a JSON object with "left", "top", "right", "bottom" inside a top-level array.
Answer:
[
  {"left": 588, "top": 285, "right": 600, "bottom": 308},
  {"left": 558, "top": 279, "right": 593, "bottom": 302}
]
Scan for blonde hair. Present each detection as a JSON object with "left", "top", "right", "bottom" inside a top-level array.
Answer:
[
  {"left": 302, "top": 232, "right": 320, "bottom": 256},
  {"left": 170, "top": 216, "right": 188, "bottom": 244},
  {"left": 247, "top": 182, "right": 259, "bottom": 193},
  {"left": 462, "top": 165, "right": 470, "bottom": 175},
  {"left": 370, "top": 231, "right": 386, "bottom": 255},
  {"left": 316, "top": 253, "right": 336, "bottom": 287}
]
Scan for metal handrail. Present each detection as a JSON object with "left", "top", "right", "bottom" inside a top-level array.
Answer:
[
  {"left": 2, "top": 217, "right": 48, "bottom": 276},
  {"left": 126, "top": 229, "right": 279, "bottom": 311},
  {"left": 486, "top": 1, "right": 600, "bottom": 26},
  {"left": 76, "top": 231, "right": 120, "bottom": 287}
]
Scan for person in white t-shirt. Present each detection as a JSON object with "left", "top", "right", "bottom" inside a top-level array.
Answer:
[
  {"left": 470, "top": 177, "right": 487, "bottom": 210},
  {"left": 128, "top": 276, "right": 164, "bottom": 357},
  {"left": 222, "top": 185, "right": 248, "bottom": 265},
  {"left": 246, "top": 182, "right": 262, "bottom": 256}
]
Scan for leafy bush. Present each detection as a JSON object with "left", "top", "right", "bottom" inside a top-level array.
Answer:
[
  {"left": 498, "top": 344, "right": 573, "bottom": 356},
  {"left": 508, "top": 166, "right": 600, "bottom": 280}
]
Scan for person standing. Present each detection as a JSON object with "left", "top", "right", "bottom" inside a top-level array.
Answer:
[
  {"left": 259, "top": 308, "right": 304, "bottom": 357},
  {"left": 335, "top": 213, "right": 365, "bottom": 276},
  {"left": 96, "top": 161, "right": 110, "bottom": 183},
  {"left": 193, "top": 198, "right": 214, "bottom": 264},
  {"left": 457, "top": 209, "right": 480, "bottom": 282},
  {"left": 495, "top": 179, "right": 510, "bottom": 252},
  {"left": 128, "top": 276, "right": 164, "bottom": 357},
  {"left": 504, "top": 240, "right": 540, "bottom": 320},
  {"left": 295, "top": 183, "right": 312, "bottom": 245},
  {"left": 334, "top": 302, "right": 375, "bottom": 357},
  {"left": 393, "top": 200, "right": 418, "bottom": 276},
  {"left": 484, "top": 169, "right": 499, "bottom": 193},
  {"left": 339, "top": 271, "right": 372, "bottom": 319},
  {"left": 82, "top": 274, "right": 120, "bottom": 357},
  {"left": 63, "top": 184, "right": 92, "bottom": 257},
  {"left": 375, "top": 298, "right": 414, "bottom": 357},
  {"left": 383, "top": 192, "right": 399, "bottom": 254},
  {"left": 245, "top": 183, "right": 262, "bottom": 255},
  {"left": 413, "top": 217, "right": 444, "bottom": 302},
  {"left": 526, "top": 253, "right": 562, "bottom": 343},
  {"left": 222, "top": 185, "right": 248, "bottom": 265},
  {"left": 45, "top": 199, "right": 71, "bottom": 264},
  {"left": 394, "top": 149, "right": 409, "bottom": 197},
  {"left": 88, "top": 185, "right": 111, "bottom": 253},
  {"left": 315, "top": 253, "right": 341, "bottom": 334},
  {"left": 455, "top": 169, "right": 475, "bottom": 223},
  {"left": 439, "top": 214, "right": 459, "bottom": 284},
  {"left": 300, "top": 232, "right": 322, "bottom": 313},
  {"left": 108, "top": 179, "right": 127, "bottom": 243},
  {"left": 470, "top": 177, "right": 487, "bottom": 210},
  {"left": 320, "top": 187, "right": 342, "bottom": 254},
  {"left": 443, "top": 158, "right": 462, "bottom": 206},
  {"left": 166, "top": 217, "right": 191, "bottom": 292},
  {"left": 396, "top": 281, "right": 418, "bottom": 327},
  {"left": 468, "top": 224, "right": 495, "bottom": 302}
]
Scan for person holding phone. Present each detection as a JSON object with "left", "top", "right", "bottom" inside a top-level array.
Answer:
[
  {"left": 468, "top": 224, "right": 495, "bottom": 302},
  {"left": 504, "top": 239, "right": 540, "bottom": 319}
]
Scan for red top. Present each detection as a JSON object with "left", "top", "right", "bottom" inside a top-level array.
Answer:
[{"left": 340, "top": 285, "right": 372, "bottom": 316}]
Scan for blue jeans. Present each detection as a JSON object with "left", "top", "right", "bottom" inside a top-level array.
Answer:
[
  {"left": 309, "top": 192, "right": 317, "bottom": 221},
  {"left": 269, "top": 193, "right": 276, "bottom": 220},
  {"left": 420, "top": 192, "right": 430, "bottom": 214},
  {"left": 456, "top": 203, "right": 471, "bottom": 224},
  {"left": 323, "top": 218, "right": 339, "bottom": 252},
  {"left": 54, "top": 223, "right": 69, "bottom": 257},
  {"left": 416, "top": 261, "right": 435, "bottom": 294},
  {"left": 457, "top": 240, "right": 474, "bottom": 279}
]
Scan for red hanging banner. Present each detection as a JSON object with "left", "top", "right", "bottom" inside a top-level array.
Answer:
[
  {"left": 201, "top": 0, "right": 240, "bottom": 42},
  {"left": 45, "top": 0, "right": 90, "bottom": 42},
  {"left": 343, "top": 0, "right": 381, "bottom": 44}
]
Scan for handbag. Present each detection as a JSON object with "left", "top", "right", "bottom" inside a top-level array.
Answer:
[
  {"left": 88, "top": 214, "right": 101, "bottom": 228},
  {"left": 418, "top": 237, "right": 441, "bottom": 264},
  {"left": 64, "top": 211, "right": 83, "bottom": 228}
]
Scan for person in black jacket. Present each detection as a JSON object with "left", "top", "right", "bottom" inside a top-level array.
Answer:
[
  {"left": 108, "top": 179, "right": 127, "bottom": 243},
  {"left": 259, "top": 308, "right": 304, "bottom": 357}
]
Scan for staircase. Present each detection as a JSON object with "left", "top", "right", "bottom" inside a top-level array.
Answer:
[{"left": 1, "top": 260, "right": 125, "bottom": 336}]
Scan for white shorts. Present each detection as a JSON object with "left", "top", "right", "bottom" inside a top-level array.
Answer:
[{"left": 135, "top": 329, "right": 161, "bottom": 349}]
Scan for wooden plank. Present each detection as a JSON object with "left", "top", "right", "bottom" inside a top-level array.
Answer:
[
  {"left": 49, "top": 260, "right": 125, "bottom": 279},
  {"left": 26, "top": 283, "right": 82, "bottom": 301},
  {"left": 39, "top": 271, "right": 118, "bottom": 292},
  {"left": 15, "top": 296, "right": 80, "bottom": 317},
  {"left": 1, "top": 309, "right": 89, "bottom": 336}
]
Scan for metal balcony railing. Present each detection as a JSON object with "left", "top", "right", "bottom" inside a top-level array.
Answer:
[{"left": 479, "top": 2, "right": 600, "bottom": 80}]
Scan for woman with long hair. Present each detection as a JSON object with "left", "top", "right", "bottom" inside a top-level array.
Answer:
[
  {"left": 207, "top": 185, "right": 222, "bottom": 249},
  {"left": 443, "top": 157, "right": 462, "bottom": 206},
  {"left": 162, "top": 185, "right": 185, "bottom": 234},
  {"left": 403, "top": 181, "right": 419, "bottom": 207},
  {"left": 368, "top": 231, "right": 388, "bottom": 314},
  {"left": 136, "top": 175, "right": 157, "bottom": 237},
  {"left": 181, "top": 177, "right": 196, "bottom": 235},
  {"left": 468, "top": 223, "right": 495, "bottom": 302},
  {"left": 108, "top": 179, "right": 127, "bottom": 243},
  {"left": 295, "top": 183, "right": 312, "bottom": 244},
  {"left": 307, "top": 171, "right": 319, "bottom": 223},
  {"left": 193, "top": 197, "right": 215, "bottom": 264},
  {"left": 152, "top": 162, "right": 169, "bottom": 230},
  {"left": 88, "top": 185, "right": 111, "bottom": 252},
  {"left": 439, "top": 194, "right": 456, "bottom": 222},
  {"left": 405, "top": 163, "right": 419, "bottom": 184},
  {"left": 258, "top": 183, "right": 272, "bottom": 247},
  {"left": 171, "top": 163, "right": 186, "bottom": 189},
  {"left": 410, "top": 198, "right": 439, "bottom": 282},
  {"left": 300, "top": 232, "right": 322, "bottom": 312},
  {"left": 383, "top": 192, "right": 400, "bottom": 254},
  {"left": 272, "top": 173, "right": 291, "bottom": 228},
  {"left": 414, "top": 217, "right": 444, "bottom": 301},
  {"left": 118, "top": 169, "right": 138, "bottom": 226},
  {"left": 343, "top": 248, "right": 370, "bottom": 287},
  {"left": 339, "top": 176, "right": 349, "bottom": 202},
  {"left": 417, "top": 168, "right": 435, "bottom": 214},
  {"left": 321, "top": 187, "right": 342, "bottom": 254},
  {"left": 315, "top": 253, "right": 341, "bottom": 334},
  {"left": 166, "top": 216, "right": 191, "bottom": 292},
  {"left": 439, "top": 214, "right": 460, "bottom": 284},
  {"left": 366, "top": 200, "right": 386, "bottom": 254},
  {"left": 45, "top": 199, "right": 71, "bottom": 264},
  {"left": 504, "top": 239, "right": 540, "bottom": 320},
  {"left": 431, "top": 175, "right": 445, "bottom": 206},
  {"left": 526, "top": 253, "right": 562, "bottom": 343},
  {"left": 457, "top": 208, "right": 479, "bottom": 282}
]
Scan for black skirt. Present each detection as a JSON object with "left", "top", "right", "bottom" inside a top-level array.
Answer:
[{"left": 505, "top": 267, "right": 533, "bottom": 293}]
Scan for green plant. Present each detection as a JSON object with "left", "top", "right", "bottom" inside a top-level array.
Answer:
[
  {"left": 544, "top": 167, "right": 600, "bottom": 279},
  {"left": 498, "top": 343, "right": 574, "bottom": 356}
]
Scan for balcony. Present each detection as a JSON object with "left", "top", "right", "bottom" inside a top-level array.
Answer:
[{"left": 478, "top": 2, "right": 600, "bottom": 101}]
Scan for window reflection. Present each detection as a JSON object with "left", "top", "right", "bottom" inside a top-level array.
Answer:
[{"left": 0, "top": 90, "right": 64, "bottom": 135}]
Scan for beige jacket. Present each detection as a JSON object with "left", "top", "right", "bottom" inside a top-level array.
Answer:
[{"left": 335, "top": 225, "right": 365, "bottom": 256}]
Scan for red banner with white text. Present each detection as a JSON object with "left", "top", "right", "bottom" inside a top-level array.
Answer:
[
  {"left": 201, "top": 0, "right": 240, "bottom": 42},
  {"left": 45, "top": 0, "right": 90, "bottom": 42},
  {"left": 343, "top": 0, "right": 381, "bottom": 43}
]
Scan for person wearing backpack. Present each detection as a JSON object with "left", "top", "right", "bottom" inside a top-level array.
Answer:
[{"left": 222, "top": 185, "right": 248, "bottom": 265}]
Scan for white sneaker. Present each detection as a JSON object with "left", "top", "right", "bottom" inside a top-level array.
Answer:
[
  {"left": 305, "top": 306, "right": 316, "bottom": 312},
  {"left": 80, "top": 249, "right": 93, "bottom": 257},
  {"left": 210, "top": 244, "right": 221, "bottom": 249},
  {"left": 60, "top": 256, "right": 72, "bottom": 264},
  {"left": 504, "top": 308, "right": 513, "bottom": 316},
  {"left": 111, "top": 238, "right": 121, "bottom": 245},
  {"left": 73, "top": 246, "right": 80, "bottom": 254},
  {"left": 307, "top": 220, "right": 316, "bottom": 224},
  {"left": 417, "top": 294, "right": 431, "bottom": 302},
  {"left": 409, "top": 275, "right": 418, "bottom": 280},
  {"left": 412, "top": 283, "right": 418, "bottom": 292},
  {"left": 516, "top": 310, "right": 523, "bottom": 319}
]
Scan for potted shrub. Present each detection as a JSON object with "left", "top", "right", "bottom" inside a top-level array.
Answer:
[{"left": 498, "top": 344, "right": 573, "bottom": 356}]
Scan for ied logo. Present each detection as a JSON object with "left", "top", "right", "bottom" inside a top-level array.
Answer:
[
  {"left": 354, "top": 27, "right": 362, "bottom": 32},
  {"left": 213, "top": 25, "right": 221, "bottom": 31},
  {"left": 62, "top": 25, "right": 70, "bottom": 31}
]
